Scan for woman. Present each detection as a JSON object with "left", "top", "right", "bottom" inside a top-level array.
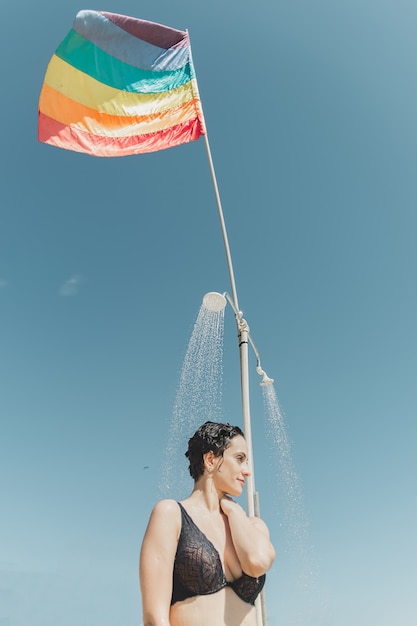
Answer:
[{"left": 140, "top": 421, "right": 275, "bottom": 626}]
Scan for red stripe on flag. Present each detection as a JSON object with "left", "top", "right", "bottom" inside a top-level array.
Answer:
[{"left": 38, "top": 111, "right": 204, "bottom": 157}]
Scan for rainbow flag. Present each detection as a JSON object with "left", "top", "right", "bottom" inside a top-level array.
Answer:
[{"left": 38, "top": 10, "right": 206, "bottom": 157}]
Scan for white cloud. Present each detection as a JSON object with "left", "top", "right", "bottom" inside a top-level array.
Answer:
[{"left": 59, "top": 275, "right": 84, "bottom": 296}]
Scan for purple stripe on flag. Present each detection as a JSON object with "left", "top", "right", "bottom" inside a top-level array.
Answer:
[{"left": 101, "top": 11, "right": 189, "bottom": 49}]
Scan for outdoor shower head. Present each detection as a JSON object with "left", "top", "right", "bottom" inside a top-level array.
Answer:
[
  {"left": 260, "top": 373, "right": 274, "bottom": 386},
  {"left": 256, "top": 365, "right": 274, "bottom": 387},
  {"left": 202, "top": 292, "right": 227, "bottom": 312}
]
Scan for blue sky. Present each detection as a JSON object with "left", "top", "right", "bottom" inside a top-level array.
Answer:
[{"left": 1, "top": 0, "right": 416, "bottom": 624}]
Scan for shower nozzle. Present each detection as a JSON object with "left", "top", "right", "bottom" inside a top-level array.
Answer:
[
  {"left": 256, "top": 365, "right": 274, "bottom": 386},
  {"left": 202, "top": 292, "right": 227, "bottom": 312},
  {"left": 260, "top": 373, "right": 274, "bottom": 386}
]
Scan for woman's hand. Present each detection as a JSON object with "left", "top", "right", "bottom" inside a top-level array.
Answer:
[{"left": 219, "top": 494, "right": 242, "bottom": 516}]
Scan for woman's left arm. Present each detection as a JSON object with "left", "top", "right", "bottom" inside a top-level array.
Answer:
[{"left": 220, "top": 496, "right": 276, "bottom": 578}]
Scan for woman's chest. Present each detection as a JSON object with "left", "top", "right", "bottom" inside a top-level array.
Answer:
[{"left": 193, "top": 514, "right": 242, "bottom": 580}]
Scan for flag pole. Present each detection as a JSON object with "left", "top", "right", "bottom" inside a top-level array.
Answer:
[{"left": 203, "top": 135, "right": 239, "bottom": 314}]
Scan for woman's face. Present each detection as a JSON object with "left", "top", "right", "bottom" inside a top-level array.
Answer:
[{"left": 212, "top": 435, "right": 251, "bottom": 496}]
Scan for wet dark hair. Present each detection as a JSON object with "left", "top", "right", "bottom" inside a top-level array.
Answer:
[{"left": 185, "top": 421, "right": 245, "bottom": 481}]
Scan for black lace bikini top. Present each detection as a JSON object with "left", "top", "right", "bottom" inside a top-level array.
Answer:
[{"left": 171, "top": 502, "right": 266, "bottom": 606}]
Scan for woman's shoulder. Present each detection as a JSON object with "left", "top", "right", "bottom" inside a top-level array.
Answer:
[
  {"left": 145, "top": 499, "right": 182, "bottom": 541},
  {"left": 150, "top": 498, "right": 182, "bottom": 520}
]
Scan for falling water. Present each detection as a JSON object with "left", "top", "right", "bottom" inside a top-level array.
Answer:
[
  {"left": 262, "top": 383, "right": 327, "bottom": 624},
  {"left": 262, "top": 384, "right": 308, "bottom": 550},
  {"left": 159, "top": 304, "right": 225, "bottom": 499},
  {"left": 157, "top": 300, "right": 328, "bottom": 621}
]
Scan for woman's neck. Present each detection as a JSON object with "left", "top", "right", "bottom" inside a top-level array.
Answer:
[{"left": 187, "top": 480, "right": 224, "bottom": 512}]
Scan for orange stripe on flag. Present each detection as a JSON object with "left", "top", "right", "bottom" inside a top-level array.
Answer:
[{"left": 39, "top": 84, "right": 201, "bottom": 138}]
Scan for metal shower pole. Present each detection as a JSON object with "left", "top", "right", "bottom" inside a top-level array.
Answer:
[
  {"left": 203, "top": 133, "right": 265, "bottom": 626},
  {"left": 203, "top": 134, "right": 256, "bottom": 513}
]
